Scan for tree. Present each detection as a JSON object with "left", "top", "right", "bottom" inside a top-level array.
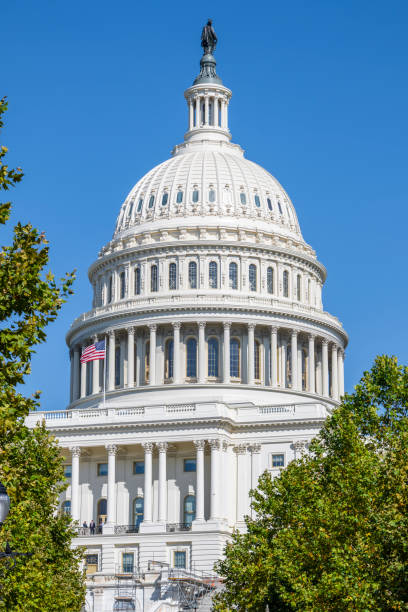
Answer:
[
  {"left": 0, "top": 98, "right": 85, "bottom": 610},
  {"left": 215, "top": 355, "right": 408, "bottom": 611}
]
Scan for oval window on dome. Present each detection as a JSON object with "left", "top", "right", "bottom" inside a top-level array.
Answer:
[
  {"left": 209, "top": 189, "right": 216, "bottom": 203},
  {"left": 267, "top": 197, "right": 273, "bottom": 211},
  {"left": 149, "top": 195, "right": 155, "bottom": 208},
  {"left": 254, "top": 194, "right": 261, "bottom": 207},
  {"left": 176, "top": 190, "right": 183, "bottom": 203},
  {"left": 162, "top": 192, "right": 168, "bottom": 206},
  {"left": 137, "top": 198, "right": 143, "bottom": 213},
  {"left": 240, "top": 192, "right": 246, "bottom": 205},
  {"left": 192, "top": 189, "right": 199, "bottom": 203}
]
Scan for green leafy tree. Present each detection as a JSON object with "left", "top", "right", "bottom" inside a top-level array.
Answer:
[
  {"left": 215, "top": 355, "right": 408, "bottom": 611},
  {"left": 0, "top": 98, "right": 85, "bottom": 610}
]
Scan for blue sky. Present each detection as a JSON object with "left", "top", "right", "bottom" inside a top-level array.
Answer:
[{"left": 2, "top": 0, "right": 408, "bottom": 411}]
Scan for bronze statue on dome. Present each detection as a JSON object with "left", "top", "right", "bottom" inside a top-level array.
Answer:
[{"left": 201, "top": 19, "right": 217, "bottom": 55}]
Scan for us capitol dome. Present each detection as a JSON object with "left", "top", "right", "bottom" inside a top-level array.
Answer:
[{"left": 28, "top": 22, "right": 347, "bottom": 612}]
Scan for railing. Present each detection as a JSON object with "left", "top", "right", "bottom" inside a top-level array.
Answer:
[
  {"left": 114, "top": 524, "right": 140, "bottom": 535},
  {"left": 258, "top": 405, "right": 295, "bottom": 414},
  {"left": 75, "top": 526, "right": 100, "bottom": 536},
  {"left": 166, "top": 523, "right": 192, "bottom": 533},
  {"left": 115, "top": 563, "right": 139, "bottom": 577},
  {"left": 166, "top": 404, "right": 195, "bottom": 413}
]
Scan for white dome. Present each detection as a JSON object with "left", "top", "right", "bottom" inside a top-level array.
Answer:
[{"left": 114, "top": 146, "right": 303, "bottom": 243}]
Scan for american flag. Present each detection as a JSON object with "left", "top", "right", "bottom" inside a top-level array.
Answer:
[{"left": 80, "top": 340, "right": 106, "bottom": 363}]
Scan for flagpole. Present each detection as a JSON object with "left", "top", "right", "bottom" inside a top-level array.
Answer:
[{"left": 103, "top": 336, "right": 107, "bottom": 407}]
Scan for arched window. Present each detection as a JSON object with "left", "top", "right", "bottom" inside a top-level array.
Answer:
[
  {"left": 148, "top": 195, "right": 155, "bottom": 208},
  {"left": 133, "top": 497, "right": 144, "bottom": 530},
  {"left": 134, "top": 267, "right": 141, "bottom": 295},
  {"left": 186, "top": 338, "right": 197, "bottom": 378},
  {"left": 188, "top": 261, "right": 197, "bottom": 289},
  {"left": 137, "top": 198, "right": 143, "bottom": 213},
  {"left": 283, "top": 270, "right": 289, "bottom": 298},
  {"left": 230, "top": 339, "right": 240, "bottom": 378},
  {"left": 62, "top": 500, "right": 71, "bottom": 516},
  {"left": 169, "top": 263, "right": 177, "bottom": 290},
  {"left": 184, "top": 495, "right": 196, "bottom": 526},
  {"left": 209, "top": 189, "right": 216, "bottom": 202},
  {"left": 296, "top": 274, "right": 301, "bottom": 301},
  {"left": 120, "top": 271, "right": 126, "bottom": 299},
  {"left": 108, "top": 276, "right": 113, "bottom": 303},
  {"left": 176, "top": 190, "right": 183, "bottom": 203},
  {"left": 145, "top": 341, "right": 150, "bottom": 383},
  {"left": 254, "top": 194, "right": 261, "bottom": 207},
  {"left": 161, "top": 192, "right": 168, "bottom": 206},
  {"left": 267, "top": 267, "right": 274, "bottom": 294},
  {"left": 267, "top": 197, "right": 273, "bottom": 211},
  {"left": 97, "top": 499, "right": 107, "bottom": 527},
  {"left": 165, "top": 339, "right": 174, "bottom": 379},
  {"left": 249, "top": 264, "right": 257, "bottom": 292},
  {"left": 151, "top": 265, "right": 158, "bottom": 292},
  {"left": 254, "top": 340, "right": 261, "bottom": 381},
  {"left": 229, "top": 262, "right": 238, "bottom": 290},
  {"left": 209, "top": 261, "right": 217, "bottom": 289},
  {"left": 192, "top": 189, "right": 199, "bottom": 203},
  {"left": 208, "top": 338, "right": 219, "bottom": 377},
  {"left": 240, "top": 192, "right": 246, "bottom": 205}
]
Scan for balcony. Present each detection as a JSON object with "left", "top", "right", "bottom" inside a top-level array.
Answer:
[
  {"left": 114, "top": 525, "right": 140, "bottom": 535},
  {"left": 166, "top": 523, "right": 192, "bottom": 533}
]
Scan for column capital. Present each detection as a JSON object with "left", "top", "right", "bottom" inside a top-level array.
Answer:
[
  {"left": 208, "top": 439, "right": 221, "bottom": 450},
  {"left": 148, "top": 323, "right": 157, "bottom": 332},
  {"left": 156, "top": 441, "right": 168, "bottom": 453},
  {"left": 194, "top": 440, "right": 206, "bottom": 451},
  {"left": 70, "top": 446, "right": 81, "bottom": 458},
  {"left": 172, "top": 321, "right": 181, "bottom": 330},
  {"left": 142, "top": 442, "right": 154, "bottom": 453},
  {"left": 291, "top": 328, "right": 299, "bottom": 337},
  {"left": 292, "top": 440, "right": 308, "bottom": 454},
  {"left": 222, "top": 440, "right": 228, "bottom": 452},
  {"left": 92, "top": 334, "right": 98, "bottom": 343},
  {"left": 322, "top": 337, "right": 329, "bottom": 347},
  {"left": 339, "top": 347, "right": 345, "bottom": 357},
  {"left": 223, "top": 321, "right": 231, "bottom": 330},
  {"left": 106, "top": 444, "right": 118, "bottom": 456},
  {"left": 271, "top": 326, "right": 278, "bottom": 334},
  {"left": 308, "top": 333, "right": 316, "bottom": 341},
  {"left": 233, "top": 443, "right": 247, "bottom": 455},
  {"left": 108, "top": 329, "right": 115, "bottom": 338},
  {"left": 250, "top": 442, "right": 261, "bottom": 454},
  {"left": 247, "top": 322, "right": 256, "bottom": 331},
  {"left": 198, "top": 321, "right": 206, "bottom": 330},
  {"left": 127, "top": 325, "right": 136, "bottom": 334}
]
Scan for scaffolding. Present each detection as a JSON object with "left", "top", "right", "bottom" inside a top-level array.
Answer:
[
  {"left": 160, "top": 565, "right": 221, "bottom": 610},
  {"left": 114, "top": 564, "right": 140, "bottom": 609}
]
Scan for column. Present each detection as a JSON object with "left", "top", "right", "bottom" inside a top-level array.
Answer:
[
  {"left": 108, "top": 330, "right": 115, "bottom": 391},
  {"left": 157, "top": 442, "right": 168, "bottom": 523},
  {"left": 127, "top": 327, "right": 135, "bottom": 387},
  {"left": 204, "top": 96, "right": 209, "bottom": 125},
  {"left": 142, "top": 442, "right": 153, "bottom": 523},
  {"left": 331, "top": 344, "right": 339, "bottom": 400},
  {"left": 322, "top": 339, "right": 329, "bottom": 397},
  {"left": 338, "top": 349, "right": 345, "bottom": 397},
  {"left": 291, "top": 330, "right": 298, "bottom": 391},
  {"left": 72, "top": 346, "right": 80, "bottom": 401},
  {"left": 194, "top": 440, "right": 205, "bottom": 522},
  {"left": 308, "top": 334, "right": 315, "bottom": 394},
  {"left": 80, "top": 344, "right": 87, "bottom": 398},
  {"left": 92, "top": 335, "right": 99, "bottom": 395},
  {"left": 149, "top": 324, "right": 156, "bottom": 386},
  {"left": 120, "top": 335, "right": 126, "bottom": 387},
  {"left": 271, "top": 327, "right": 278, "bottom": 387},
  {"left": 223, "top": 322, "right": 231, "bottom": 383},
  {"left": 71, "top": 447, "right": 81, "bottom": 523},
  {"left": 247, "top": 323, "right": 255, "bottom": 385},
  {"left": 209, "top": 439, "right": 221, "bottom": 520},
  {"left": 136, "top": 333, "right": 142, "bottom": 387},
  {"left": 105, "top": 445, "right": 117, "bottom": 529},
  {"left": 198, "top": 322, "right": 206, "bottom": 383},
  {"left": 250, "top": 443, "right": 262, "bottom": 490},
  {"left": 195, "top": 96, "right": 200, "bottom": 127},
  {"left": 189, "top": 100, "right": 193, "bottom": 130},
  {"left": 234, "top": 444, "right": 249, "bottom": 523},
  {"left": 173, "top": 322, "right": 181, "bottom": 384},
  {"left": 214, "top": 96, "right": 219, "bottom": 127}
]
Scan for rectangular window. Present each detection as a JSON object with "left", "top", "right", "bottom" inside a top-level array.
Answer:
[
  {"left": 64, "top": 464, "right": 72, "bottom": 478},
  {"left": 133, "top": 461, "right": 145, "bottom": 475},
  {"left": 174, "top": 551, "right": 186, "bottom": 569},
  {"left": 183, "top": 458, "right": 196, "bottom": 472},
  {"left": 85, "top": 554, "right": 99, "bottom": 575},
  {"left": 122, "top": 552, "right": 134, "bottom": 573},
  {"left": 97, "top": 463, "right": 108, "bottom": 476},
  {"left": 271, "top": 453, "right": 285, "bottom": 468}
]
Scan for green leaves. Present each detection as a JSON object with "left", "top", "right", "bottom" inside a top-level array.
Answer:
[
  {"left": 215, "top": 356, "right": 408, "bottom": 611},
  {"left": 0, "top": 99, "right": 84, "bottom": 609}
]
